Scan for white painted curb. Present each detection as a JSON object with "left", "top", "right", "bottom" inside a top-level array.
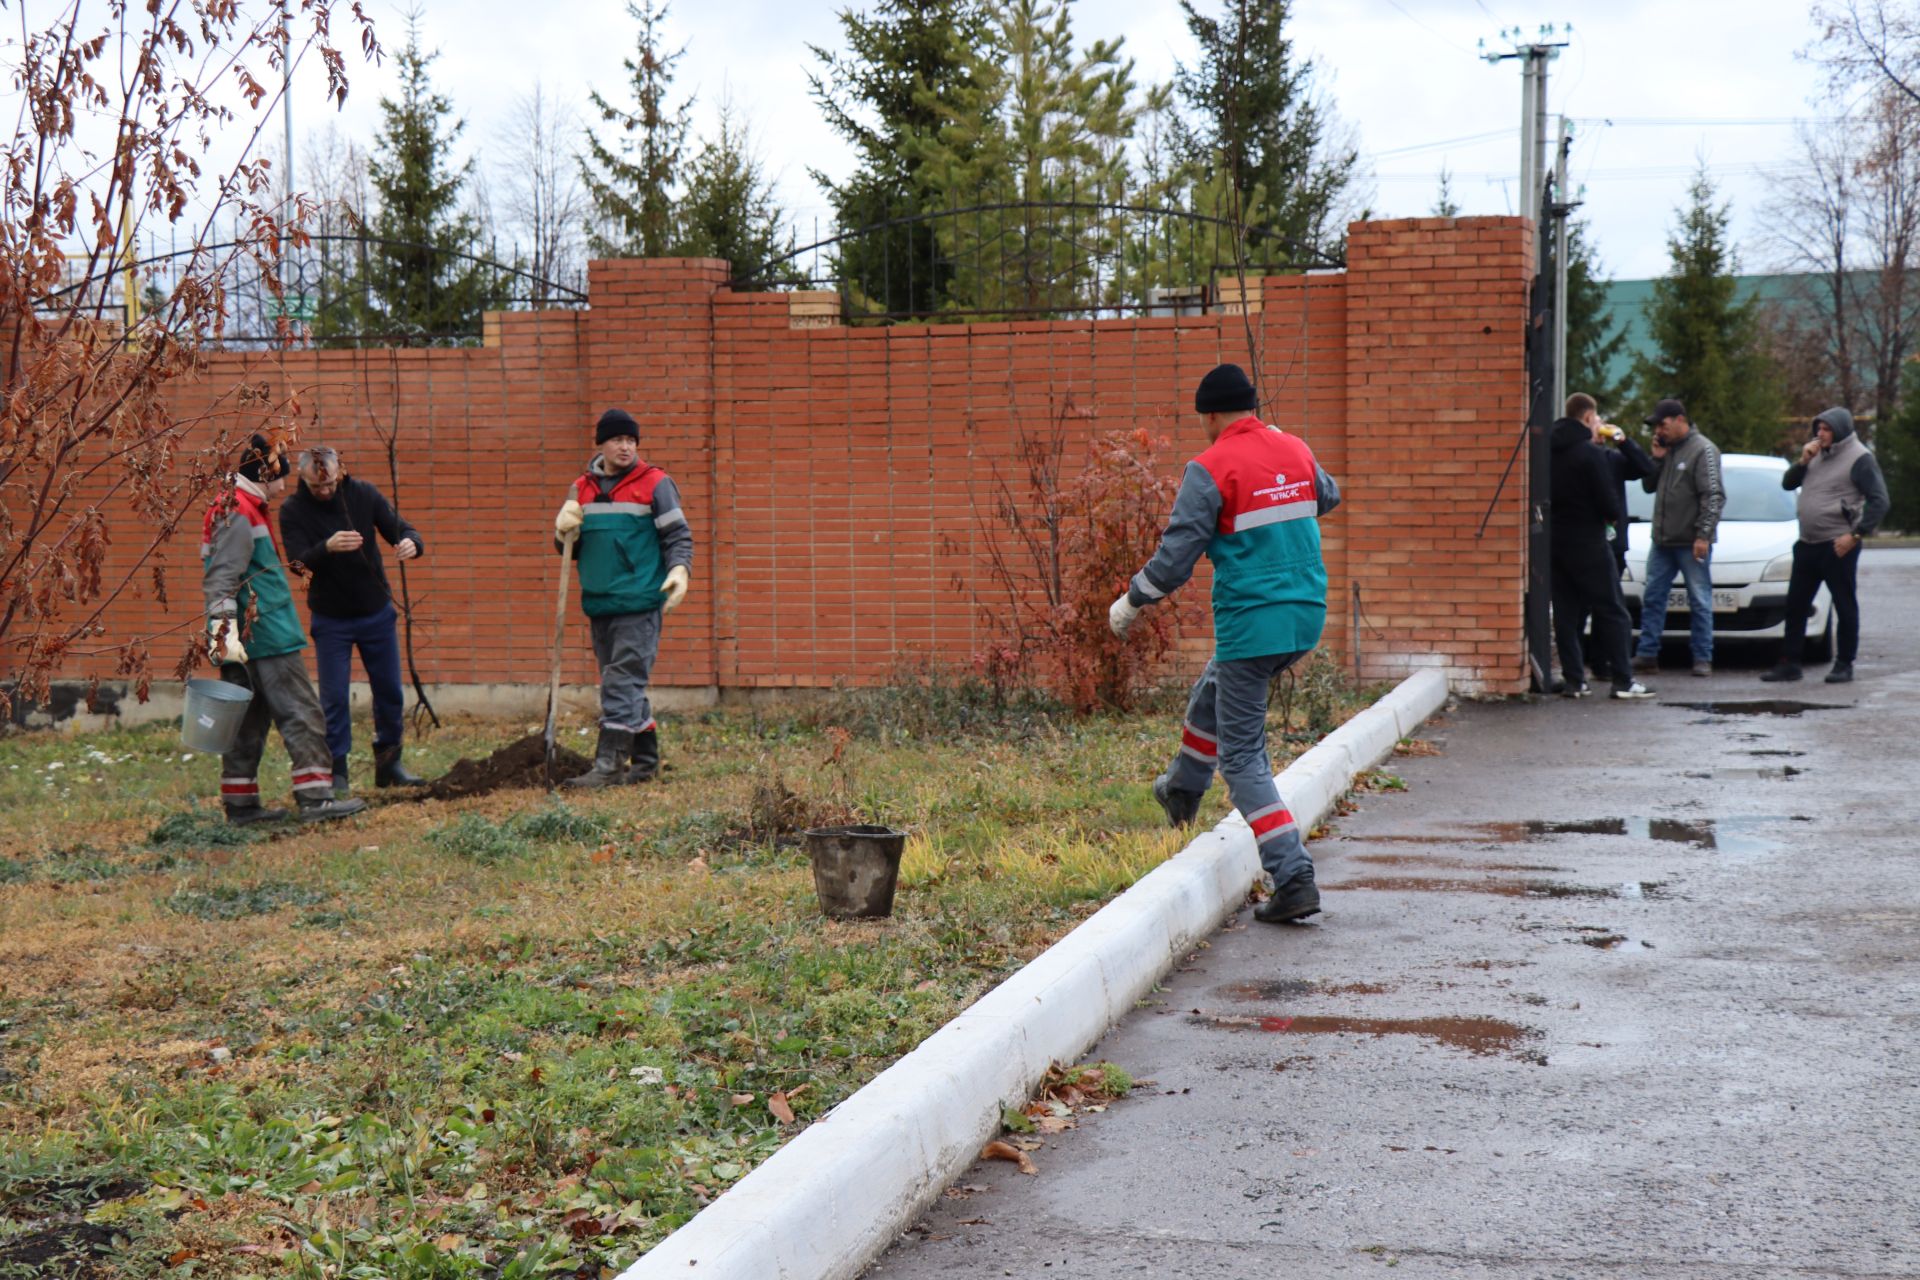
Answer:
[{"left": 618, "top": 668, "right": 1450, "bottom": 1280}]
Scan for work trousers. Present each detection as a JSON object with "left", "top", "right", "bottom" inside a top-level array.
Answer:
[
  {"left": 218, "top": 652, "right": 335, "bottom": 808},
  {"left": 1636, "top": 543, "right": 1715, "bottom": 664},
  {"left": 1552, "top": 537, "right": 1635, "bottom": 692},
  {"left": 1162, "top": 650, "right": 1312, "bottom": 886},
  {"left": 1781, "top": 539, "right": 1861, "bottom": 665},
  {"left": 309, "top": 602, "right": 405, "bottom": 761},
  {"left": 590, "top": 609, "right": 661, "bottom": 733}
]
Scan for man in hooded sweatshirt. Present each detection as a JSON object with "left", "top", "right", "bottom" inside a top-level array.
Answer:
[
  {"left": 553, "top": 409, "right": 695, "bottom": 787},
  {"left": 1108, "top": 363, "right": 1340, "bottom": 925},
  {"left": 1550, "top": 393, "right": 1656, "bottom": 700},
  {"left": 200, "top": 434, "right": 367, "bottom": 825},
  {"left": 1761, "top": 406, "right": 1890, "bottom": 684}
]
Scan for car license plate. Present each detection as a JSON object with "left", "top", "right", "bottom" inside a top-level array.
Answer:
[{"left": 1667, "top": 589, "right": 1739, "bottom": 614}]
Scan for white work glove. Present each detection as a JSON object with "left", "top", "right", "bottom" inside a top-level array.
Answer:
[
  {"left": 555, "top": 499, "right": 583, "bottom": 536},
  {"left": 206, "top": 617, "right": 248, "bottom": 665},
  {"left": 1109, "top": 592, "right": 1142, "bottom": 637},
  {"left": 662, "top": 564, "right": 690, "bottom": 612}
]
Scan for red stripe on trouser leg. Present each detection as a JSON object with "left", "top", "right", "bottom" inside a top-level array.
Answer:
[
  {"left": 1180, "top": 728, "right": 1218, "bottom": 759},
  {"left": 1250, "top": 808, "right": 1295, "bottom": 838},
  {"left": 221, "top": 782, "right": 258, "bottom": 797}
]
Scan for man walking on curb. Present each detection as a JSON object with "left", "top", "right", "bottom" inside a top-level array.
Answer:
[
  {"left": 1761, "top": 407, "right": 1889, "bottom": 685},
  {"left": 201, "top": 434, "right": 367, "bottom": 825},
  {"left": 554, "top": 409, "right": 694, "bottom": 788},
  {"left": 1110, "top": 363, "right": 1340, "bottom": 924},
  {"left": 1633, "top": 398, "right": 1724, "bottom": 677},
  {"left": 279, "top": 445, "right": 428, "bottom": 796},
  {"left": 1550, "top": 393, "right": 1655, "bottom": 700}
]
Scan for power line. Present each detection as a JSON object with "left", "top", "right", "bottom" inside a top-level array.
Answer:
[
  {"left": 1380, "top": 0, "right": 1478, "bottom": 56},
  {"left": 1572, "top": 115, "right": 1846, "bottom": 127},
  {"left": 1364, "top": 128, "right": 1517, "bottom": 160}
]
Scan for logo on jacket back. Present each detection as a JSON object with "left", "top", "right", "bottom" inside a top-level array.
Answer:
[{"left": 1252, "top": 471, "right": 1312, "bottom": 504}]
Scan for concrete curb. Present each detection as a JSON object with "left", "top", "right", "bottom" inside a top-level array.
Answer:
[{"left": 618, "top": 668, "right": 1451, "bottom": 1280}]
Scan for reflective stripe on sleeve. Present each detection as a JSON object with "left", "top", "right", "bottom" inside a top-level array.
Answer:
[{"left": 654, "top": 508, "right": 687, "bottom": 530}]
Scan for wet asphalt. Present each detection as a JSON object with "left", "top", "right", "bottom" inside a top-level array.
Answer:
[{"left": 869, "top": 548, "right": 1920, "bottom": 1280}]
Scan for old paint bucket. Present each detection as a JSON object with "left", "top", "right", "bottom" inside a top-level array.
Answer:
[
  {"left": 181, "top": 676, "right": 252, "bottom": 753},
  {"left": 804, "top": 824, "right": 908, "bottom": 919}
]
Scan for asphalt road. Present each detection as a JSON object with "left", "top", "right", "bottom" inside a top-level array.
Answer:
[{"left": 870, "top": 547, "right": 1920, "bottom": 1279}]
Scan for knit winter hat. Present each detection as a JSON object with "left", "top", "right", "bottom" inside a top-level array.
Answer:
[
  {"left": 236, "top": 433, "right": 282, "bottom": 484},
  {"left": 1195, "top": 363, "right": 1259, "bottom": 415},
  {"left": 596, "top": 408, "right": 641, "bottom": 444}
]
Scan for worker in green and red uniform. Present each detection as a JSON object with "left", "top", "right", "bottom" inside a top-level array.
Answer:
[
  {"left": 1109, "top": 364, "right": 1341, "bottom": 924},
  {"left": 200, "top": 433, "right": 367, "bottom": 825},
  {"left": 554, "top": 409, "right": 695, "bottom": 787}
]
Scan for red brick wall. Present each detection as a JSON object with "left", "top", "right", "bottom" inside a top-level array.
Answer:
[{"left": 56, "top": 217, "right": 1532, "bottom": 697}]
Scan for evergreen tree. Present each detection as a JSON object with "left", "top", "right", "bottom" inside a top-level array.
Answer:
[
  {"left": 1431, "top": 164, "right": 1460, "bottom": 217},
  {"left": 1564, "top": 220, "right": 1629, "bottom": 411},
  {"left": 581, "top": 0, "right": 692, "bottom": 258},
  {"left": 1878, "top": 356, "right": 1920, "bottom": 532},
  {"left": 808, "top": 0, "right": 987, "bottom": 313},
  {"left": 1172, "top": 0, "right": 1357, "bottom": 262},
  {"left": 1633, "top": 169, "right": 1785, "bottom": 451},
  {"left": 672, "top": 99, "right": 798, "bottom": 279},
  {"left": 908, "top": 0, "right": 1139, "bottom": 315},
  {"left": 327, "top": 18, "right": 501, "bottom": 345}
]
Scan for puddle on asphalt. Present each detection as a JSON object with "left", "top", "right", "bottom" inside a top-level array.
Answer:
[
  {"left": 1219, "top": 979, "right": 1394, "bottom": 1001},
  {"left": 1338, "top": 816, "right": 1794, "bottom": 857},
  {"left": 1191, "top": 1011, "right": 1536, "bottom": 1059},
  {"left": 1324, "top": 876, "right": 1665, "bottom": 900},
  {"left": 1671, "top": 699, "right": 1848, "bottom": 717},
  {"left": 1682, "top": 766, "right": 1803, "bottom": 780},
  {"left": 1350, "top": 854, "right": 1566, "bottom": 872},
  {"left": 1744, "top": 750, "right": 1806, "bottom": 758}
]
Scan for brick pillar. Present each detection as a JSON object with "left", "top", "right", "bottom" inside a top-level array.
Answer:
[
  {"left": 583, "top": 258, "right": 729, "bottom": 688},
  {"left": 1343, "top": 217, "right": 1533, "bottom": 695}
]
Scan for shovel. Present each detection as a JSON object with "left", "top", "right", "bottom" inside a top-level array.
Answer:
[{"left": 545, "top": 528, "right": 578, "bottom": 787}]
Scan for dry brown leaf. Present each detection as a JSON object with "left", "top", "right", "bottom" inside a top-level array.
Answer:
[
  {"left": 434, "top": 1234, "right": 465, "bottom": 1251},
  {"left": 980, "top": 1140, "right": 1038, "bottom": 1175},
  {"left": 730, "top": 1092, "right": 754, "bottom": 1106},
  {"left": 166, "top": 1251, "right": 198, "bottom": 1267},
  {"left": 769, "top": 1091, "right": 795, "bottom": 1124},
  {"left": 1033, "top": 1115, "right": 1075, "bottom": 1134},
  {"left": 590, "top": 845, "right": 615, "bottom": 865}
]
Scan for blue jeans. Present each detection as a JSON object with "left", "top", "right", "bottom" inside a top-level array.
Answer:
[
  {"left": 309, "top": 603, "right": 404, "bottom": 760},
  {"left": 1636, "top": 544, "right": 1714, "bottom": 664}
]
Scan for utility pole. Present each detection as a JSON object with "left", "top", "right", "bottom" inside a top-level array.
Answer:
[
  {"left": 1552, "top": 118, "right": 1573, "bottom": 412},
  {"left": 1483, "top": 27, "right": 1568, "bottom": 256}
]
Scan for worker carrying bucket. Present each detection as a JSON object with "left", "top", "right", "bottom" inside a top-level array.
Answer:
[
  {"left": 1108, "top": 364, "right": 1342, "bottom": 924},
  {"left": 553, "top": 409, "right": 695, "bottom": 788},
  {"left": 198, "top": 433, "right": 367, "bottom": 826}
]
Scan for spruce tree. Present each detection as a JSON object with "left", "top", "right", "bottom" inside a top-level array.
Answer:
[
  {"left": 672, "top": 100, "right": 798, "bottom": 280},
  {"left": 580, "top": 0, "right": 691, "bottom": 258},
  {"left": 808, "top": 0, "right": 987, "bottom": 313},
  {"left": 1564, "top": 220, "right": 1629, "bottom": 411},
  {"left": 1878, "top": 357, "right": 1920, "bottom": 532},
  {"left": 1172, "top": 0, "right": 1357, "bottom": 262},
  {"left": 1633, "top": 169, "right": 1784, "bottom": 451},
  {"left": 1431, "top": 165, "right": 1460, "bottom": 217},
  {"left": 329, "top": 18, "right": 500, "bottom": 345}
]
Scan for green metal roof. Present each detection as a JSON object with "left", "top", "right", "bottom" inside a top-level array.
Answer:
[{"left": 1597, "top": 271, "right": 1849, "bottom": 392}]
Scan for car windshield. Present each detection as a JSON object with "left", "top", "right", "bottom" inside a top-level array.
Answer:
[{"left": 1624, "top": 465, "right": 1798, "bottom": 523}]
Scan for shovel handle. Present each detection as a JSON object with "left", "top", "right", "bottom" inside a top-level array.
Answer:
[{"left": 545, "top": 529, "right": 578, "bottom": 755}]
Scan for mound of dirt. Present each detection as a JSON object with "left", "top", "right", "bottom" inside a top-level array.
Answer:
[{"left": 424, "top": 733, "right": 591, "bottom": 800}]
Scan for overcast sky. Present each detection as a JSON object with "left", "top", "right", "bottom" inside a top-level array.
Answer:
[{"left": 44, "top": 0, "right": 1848, "bottom": 282}]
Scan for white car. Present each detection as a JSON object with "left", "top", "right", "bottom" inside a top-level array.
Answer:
[{"left": 1621, "top": 453, "right": 1832, "bottom": 658}]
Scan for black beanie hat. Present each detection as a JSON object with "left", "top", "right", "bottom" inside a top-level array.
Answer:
[
  {"left": 1195, "top": 363, "right": 1258, "bottom": 415},
  {"left": 236, "top": 433, "right": 280, "bottom": 484},
  {"left": 596, "top": 408, "right": 641, "bottom": 444}
]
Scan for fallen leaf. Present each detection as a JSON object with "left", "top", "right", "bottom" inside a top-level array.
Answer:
[
  {"left": 769, "top": 1091, "right": 796, "bottom": 1124},
  {"left": 166, "top": 1250, "right": 199, "bottom": 1266},
  {"left": 730, "top": 1092, "right": 754, "bottom": 1106},
  {"left": 1033, "top": 1115, "right": 1075, "bottom": 1134},
  {"left": 957, "top": 1216, "right": 992, "bottom": 1225},
  {"left": 980, "top": 1140, "right": 1038, "bottom": 1175},
  {"left": 591, "top": 845, "right": 615, "bottom": 865},
  {"left": 435, "top": 1233, "right": 466, "bottom": 1251}
]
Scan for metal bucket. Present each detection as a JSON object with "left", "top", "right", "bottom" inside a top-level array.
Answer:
[
  {"left": 804, "top": 824, "right": 908, "bottom": 919},
  {"left": 181, "top": 676, "right": 252, "bottom": 753}
]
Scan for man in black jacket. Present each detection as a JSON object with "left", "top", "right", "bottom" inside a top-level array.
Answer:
[
  {"left": 1551, "top": 394, "right": 1655, "bottom": 700},
  {"left": 279, "top": 446, "right": 427, "bottom": 794}
]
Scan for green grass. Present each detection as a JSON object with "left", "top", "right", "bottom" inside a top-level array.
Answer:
[{"left": 0, "top": 662, "right": 1376, "bottom": 1278}]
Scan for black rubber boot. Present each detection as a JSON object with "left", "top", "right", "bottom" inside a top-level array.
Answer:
[
  {"left": 1760, "top": 662, "right": 1803, "bottom": 683},
  {"left": 332, "top": 755, "right": 350, "bottom": 799},
  {"left": 566, "top": 726, "right": 633, "bottom": 789},
  {"left": 1254, "top": 868, "right": 1322, "bottom": 924},
  {"left": 624, "top": 727, "right": 660, "bottom": 783},
  {"left": 225, "top": 804, "right": 292, "bottom": 827},
  {"left": 296, "top": 795, "right": 368, "bottom": 823},
  {"left": 1152, "top": 775, "right": 1203, "bottom": 829},
  {"left": 374, "top": 744, "right": 425, "bottom": 788}
]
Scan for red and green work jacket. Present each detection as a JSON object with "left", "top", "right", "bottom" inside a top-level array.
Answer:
[
  {"left": 1126, "top": 416, "right": 1341, "bottom": 662},
  {"left": 565, "top": 456, "right": 696, "bottom": 618},
  {"left": 200, "top": 483, "right": 308, "bottom": 660}
]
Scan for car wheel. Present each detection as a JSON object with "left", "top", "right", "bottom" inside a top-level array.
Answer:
[{"left": 1807, "top": 611, "right": 1834, "bottom": 662}]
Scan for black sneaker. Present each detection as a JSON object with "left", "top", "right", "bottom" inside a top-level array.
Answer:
[
  {"left": 1824, "top": 661, "right": 1854, "bottom": 684},
  {"left": 1253, "top": 870, "right": 1321, "bottom": 924},
  {"left": 296, "top": 795, "right": 368, "bottom": 823},
  {"left": 1562, "top": 682, "right": 1591, "bottom": 699},
  {"left": 1152, "top": 776, "right": 1203, "bottom": 829},
  {"left": 1611, "top": 682, "right": 1656, "bottom": 700},
  {"left": 1759, "top": 663, "right": 1803, "bottom": 683}
]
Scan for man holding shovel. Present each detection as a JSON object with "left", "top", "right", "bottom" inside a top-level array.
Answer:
[
  {"left": 200, "top": 434, "right": 367, "bottom": 825},
  {"left": 1108, "top": 364, "right": 1341, "bottom": 924},
  {"left": 553, "top": 409, "right": 694, "bottom": 788},
  {"left": 279, "top": 445, "right": 428, "bottom": 796}
]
